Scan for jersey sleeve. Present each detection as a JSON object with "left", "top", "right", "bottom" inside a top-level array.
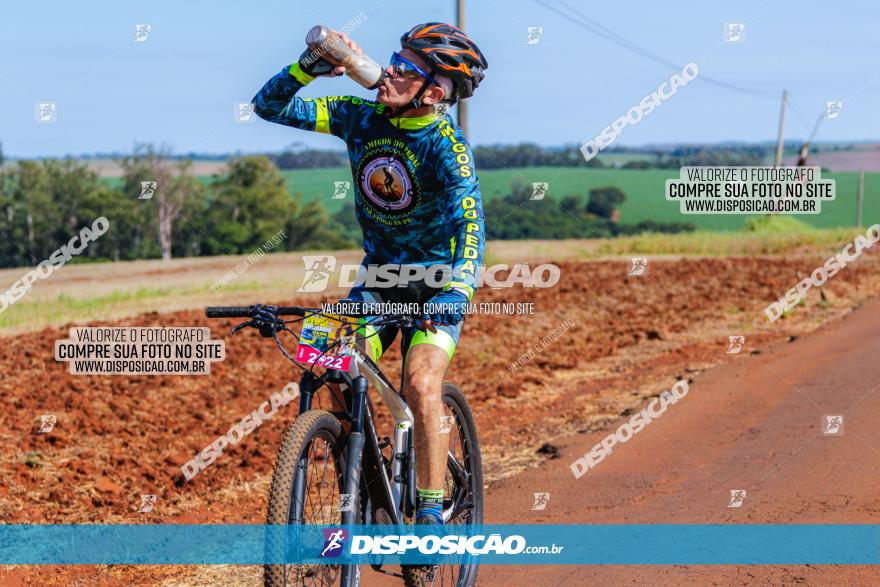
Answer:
[
  {"left": 251, "top": 63, "right": 358, "bottom": 139},
  {"left": 435, "top": 120, "right": 486, "bottom": 300}
]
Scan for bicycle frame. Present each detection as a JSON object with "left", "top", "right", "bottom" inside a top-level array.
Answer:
[
  {"left": 295, "top": 342, "right": 416, "bottom": 528},
  {"left": 350, "top": 345, "right": 415, "bottom": 522}
]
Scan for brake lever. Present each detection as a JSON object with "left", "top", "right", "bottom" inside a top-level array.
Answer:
[
  {"left": 229, "top": 305, "right": 285, "bottom": 338},
  {"left": 236, "top": 305, "right": 283, "bottom": 338},
  {"left": 231, "top": 320, "right": 253, "bottom": 335}
]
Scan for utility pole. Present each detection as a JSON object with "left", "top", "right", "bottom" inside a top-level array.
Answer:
[
  {"left": 456, "top": 0, "right": 468, "bottom": 138},
  {"left": 795, "top": 143, "right": 809, "bottom": 167},
  {"left": 796, "top": 115, "right": 824, "bottom": 167},
  {"left": 773, "top": 90, "right": 788, "bottom": 167},
  {"left": 857, "top": 170, "right": 865, "bottom": 228}
]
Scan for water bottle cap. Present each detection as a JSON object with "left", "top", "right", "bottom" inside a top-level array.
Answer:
[{"left": 305, "top": 25, "right": 328, "bottom": 47}]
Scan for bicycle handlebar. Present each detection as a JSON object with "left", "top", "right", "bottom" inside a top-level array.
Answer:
[
  {"left": 206, "top": 303, "right": 436, "bottom": 342},
  {"left": 205, "top": 306, "right": 307, "bottom": 319},
  {"left": 205, "top": 304, "right": 422, "bottom": 326}
]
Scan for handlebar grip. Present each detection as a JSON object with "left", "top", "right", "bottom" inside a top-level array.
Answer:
[{"left": 205, "top": 306, "right": 252, "bottom": 318}]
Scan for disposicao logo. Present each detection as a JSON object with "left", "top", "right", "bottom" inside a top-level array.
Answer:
[{"left": 320, "top": 528, "right": 348, "bottom": 558}]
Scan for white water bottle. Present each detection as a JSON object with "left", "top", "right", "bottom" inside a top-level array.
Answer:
[{"left": 305, "top": 25, "right": 385, "bottom": 89}]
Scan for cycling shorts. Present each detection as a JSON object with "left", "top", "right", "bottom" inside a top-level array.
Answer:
[{"left": 346, "top": 282, "right": 462, "bottom": 363}]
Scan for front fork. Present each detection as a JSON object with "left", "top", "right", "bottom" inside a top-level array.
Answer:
[
  {"left": 297, "top": 371, "right": 320, "bottom": 414},
  {"left": 298, "top": 371, "right": 367, "bottom": 586},
  {"left": 295, "top": 370, "right": 367, "bottom": 528},
  {"left": 342, "top": 374, "right": 368, "bottom": 524}
]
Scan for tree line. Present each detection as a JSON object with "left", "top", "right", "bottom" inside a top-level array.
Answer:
[
  {"left": 620, "top": 145, "right": 767, "bottom": 169},
  {"left": 270, "top": 143, "right": 606, "bottom": 170},
  {"left": 268, "top": 143, "right": 769, "bottom": 171},
  {"left": 0, "top": 146, "right": 352, "bottom": 268},
  {"left": 268, "top": 144, "right": 606, "bottom": 170},
  {"left": 0, "top": 148, "right": 691, "bottom": 269}
]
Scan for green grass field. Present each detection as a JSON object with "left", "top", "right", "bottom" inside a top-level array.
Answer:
[
  {"left": 278, "top": 167, "right": 880, "bottom": 231},
  {"left": 104, "top": 166, "right": 878, "bottom": 231}
]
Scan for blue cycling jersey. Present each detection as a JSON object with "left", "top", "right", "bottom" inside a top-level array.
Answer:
[{"left": 252, "top": 63, "right": 486, "bottom": 299}]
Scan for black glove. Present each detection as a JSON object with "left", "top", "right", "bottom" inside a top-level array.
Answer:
[
  {"left": 421, "top": 289, "right": 470, "bottom": 326},
  {"left": 298, "top": 47, "right": 340, "bottom": 78}
]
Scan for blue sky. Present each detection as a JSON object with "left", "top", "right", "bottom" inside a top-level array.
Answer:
[{"left": 1, "top": 0, "right": 877, "bottom": 157}]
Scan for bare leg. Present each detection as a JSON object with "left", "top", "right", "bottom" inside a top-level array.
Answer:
[{"left": 404, "top": 344, "right": 451, "bottom": 491}]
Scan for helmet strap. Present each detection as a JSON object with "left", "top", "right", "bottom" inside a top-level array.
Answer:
[{"left": 383, "top": 69, "right": 436, "bottom": 128}]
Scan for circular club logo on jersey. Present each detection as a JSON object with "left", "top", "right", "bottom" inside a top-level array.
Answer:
[{"left": 358, "top": 155, "right": 415, "bottom": 214}]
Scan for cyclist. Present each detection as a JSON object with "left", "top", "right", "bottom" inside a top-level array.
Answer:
[{"left": 252, "top": 23, "right": 488, "bottom": 527}]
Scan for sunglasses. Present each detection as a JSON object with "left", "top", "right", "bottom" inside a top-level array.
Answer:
[{"left": 388, "top": 52, "right": 439, "bottom": 86}]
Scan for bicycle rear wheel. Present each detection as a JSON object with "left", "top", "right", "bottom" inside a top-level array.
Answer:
[
  {"left": 264, "top": 410, "right": 354, "bottom": 587},
  {"left": 403, "top": 381, "right": 484, "bottom": 587}
]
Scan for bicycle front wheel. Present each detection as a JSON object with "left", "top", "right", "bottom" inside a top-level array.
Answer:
[{"left": 264, "top": 409, "right": 354, "bottom": 587}]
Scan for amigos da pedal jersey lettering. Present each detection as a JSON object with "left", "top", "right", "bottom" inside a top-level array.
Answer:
[{"left": 252, "top": 63, "right": 486, "bottom": 297}]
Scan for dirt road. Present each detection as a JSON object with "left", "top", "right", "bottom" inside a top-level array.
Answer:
[
  {"left": 1, "top": 253, "right": 879, "bottom": 585},
  {"left": 477, "top": 297, "right": 880, "bottom": 586}
]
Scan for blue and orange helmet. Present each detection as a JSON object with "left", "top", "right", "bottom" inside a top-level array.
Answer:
[{"left": 400, "top": 22, "right": 488, "bottom": 100}]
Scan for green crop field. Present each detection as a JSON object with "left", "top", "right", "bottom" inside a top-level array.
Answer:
[
  {"left": 100, "top": 166, "right": 879, "bottom": 231},
  {"left": 279, "top": 167, "right": 880, "bottom": 231},
  {"left": 102, "top": 165, "right": 878, "bottom": 232}
]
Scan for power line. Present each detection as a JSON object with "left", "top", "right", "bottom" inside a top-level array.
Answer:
[
  {"left": 533, "top": 0, "right": 779, "bottom": 100},
  {"left": 786, "top": 94, "right": 828, "bottom": 144},
  {"left": 806, "top": 114, "right": 824, "bottom": 144},
  {"left": 552, "top": 0, "right": 681, "bottom": 69},
  {"left": 787, "top": 94, "right": 816, "bottom": 133}
]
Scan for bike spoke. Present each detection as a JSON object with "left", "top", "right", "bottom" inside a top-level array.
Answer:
[{"left": 280, "top": 433, "right": 345, "bottom": 586}]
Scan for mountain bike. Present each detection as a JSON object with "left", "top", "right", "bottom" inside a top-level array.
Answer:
[{"left": 205, "top": 304, "right": 484, "bottom": 587}]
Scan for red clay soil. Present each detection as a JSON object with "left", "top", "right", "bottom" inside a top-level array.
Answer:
[
  {"left": 476, "top": 295, "right": 880, "bottom": 586},
  {"left": 0, "top": 253, "right": 878, "bottom": 585}
]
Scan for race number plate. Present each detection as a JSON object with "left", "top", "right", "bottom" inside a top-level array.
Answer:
[{"left": 295, "top": 313, "right": 356, "bottom": 371}]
